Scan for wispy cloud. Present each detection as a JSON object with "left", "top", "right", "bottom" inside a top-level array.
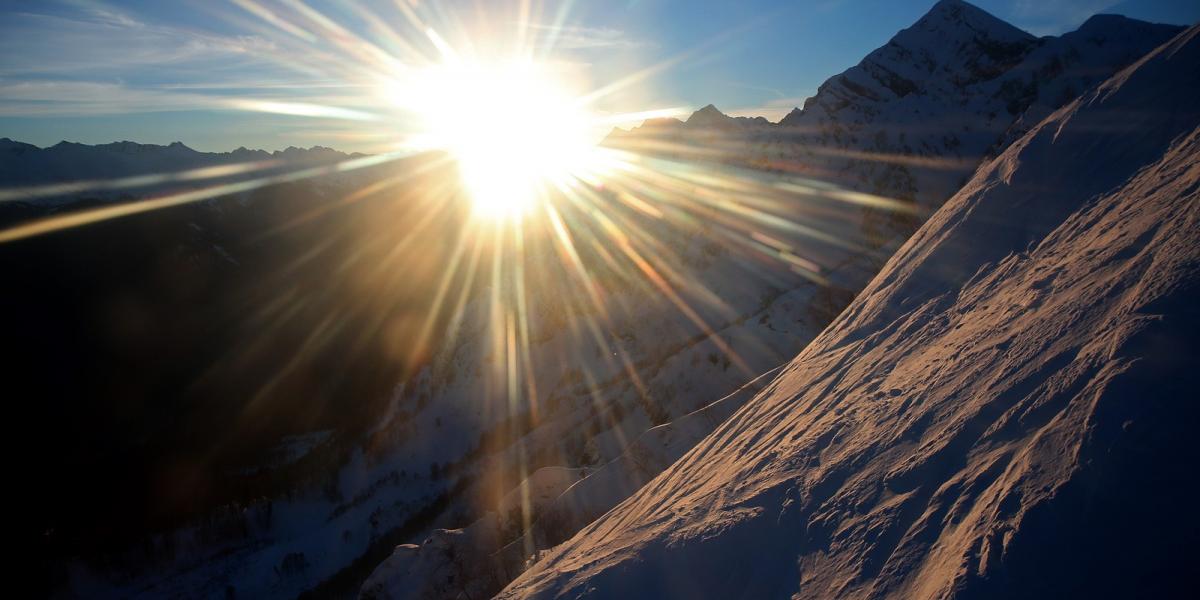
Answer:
[
  {"left": 524, "top": 23, "right": 644, "bottom": 51},
  {"left": 0, "top": 80, "right": 208, "bottom": 116},
  {"left": 0, "top": 3, "right": 386, "bottom": 120},
  {"left": 0, "top": 6, "right": 277, "bottom": 77},
  {"left": 0, "top": 79, "right": 379, "bottom": 120}
]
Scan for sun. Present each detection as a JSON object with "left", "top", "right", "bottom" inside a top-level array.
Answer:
[{"left": 397, "top": 59, "right": 600, "bottom": 220}]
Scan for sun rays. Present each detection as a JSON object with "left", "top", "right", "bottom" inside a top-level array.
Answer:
[{"left": 0, "top": 0, "right": 922, "bottom": 542}]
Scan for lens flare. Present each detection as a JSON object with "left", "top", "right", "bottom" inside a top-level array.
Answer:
[
  {"left": 0, "top": 1, "right": 922, "bottom": 565},
  {"left": 395, "top": 60, "right": 600, "bottom": 220}
]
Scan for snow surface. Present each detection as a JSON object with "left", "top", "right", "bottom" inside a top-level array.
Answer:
[
  {"left": 33, "top": 2, "right": 1189, "bottom": 597},
  {"left": 359, "top": 365, "right": 783, "bottom": 600},
  {"left": 499, "top": 24, "right": 1200, "bottom": 600}
]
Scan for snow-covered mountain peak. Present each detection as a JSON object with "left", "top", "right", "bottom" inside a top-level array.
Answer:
[
  {"left": 803, "top": 0, "right": 1035, "bottom": 113},
  {"left": 1067, "top": 13, "right": 1185, "bottom": 49},
  {"left": 1076, "top": 13, "right": 1151, "bottom": 34},
  {"left": 917, "top": 0, "right": 1029, "bottom": 39}
]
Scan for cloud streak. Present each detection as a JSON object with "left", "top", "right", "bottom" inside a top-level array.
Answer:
[
  {"left": 523, "top": 23, "right": 644, "bottom": 51},
  {"left": 0, "top": 79, "right": 380, "bottom": 120},
  {"left": 0, "top": 4, "right": 384, "bottom": 120},
  {"left": 0, "top": 7, "right": 277, "bottom": 77}
]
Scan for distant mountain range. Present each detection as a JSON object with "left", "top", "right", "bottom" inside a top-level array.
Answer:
[
  {"left": 0, "top": 138, "right": 358, "bottom": 182},
  {"left": 0, "top": 138, "right": 364, "bottom": 206}
]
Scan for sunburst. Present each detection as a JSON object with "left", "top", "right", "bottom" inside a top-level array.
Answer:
[{"left": 393, "top": 58, "right": 603, "bottom": 220}]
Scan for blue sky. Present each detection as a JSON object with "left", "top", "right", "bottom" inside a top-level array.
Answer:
[{"left": 1, "top": 0, "right": 1196, "bottom": 152}]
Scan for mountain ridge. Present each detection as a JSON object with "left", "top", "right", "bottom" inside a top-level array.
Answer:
[
  {"left": 499, "top": 22, "right": 1200, "bottom": 600},
  {"left": 0, "top": 137, "right": 362, "bottom": 158},
  {"left": 607, "top": 0, "right": 1182, "bottom": 261},
  {"left": 0, "top": 137, "right": 368, "bottom": 204}
]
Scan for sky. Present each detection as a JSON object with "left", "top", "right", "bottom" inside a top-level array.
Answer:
[{"left": 1, "top": 0, "right": 1197, "bottom": 152}]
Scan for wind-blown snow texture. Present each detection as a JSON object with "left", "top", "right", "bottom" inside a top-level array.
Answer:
[{"left": 500, "top": 24, "right": 1200, "bottom": 600}]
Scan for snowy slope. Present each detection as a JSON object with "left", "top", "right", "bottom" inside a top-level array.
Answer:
[
  {"left": 38, "top": 3, "right": 1188, "bottom": 597},
  {"left": 359, "top": 366, "right": 784, "bottom": 600},
  {"left": 500, "top": 23, "right": 1200, "bottom": 600}
]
